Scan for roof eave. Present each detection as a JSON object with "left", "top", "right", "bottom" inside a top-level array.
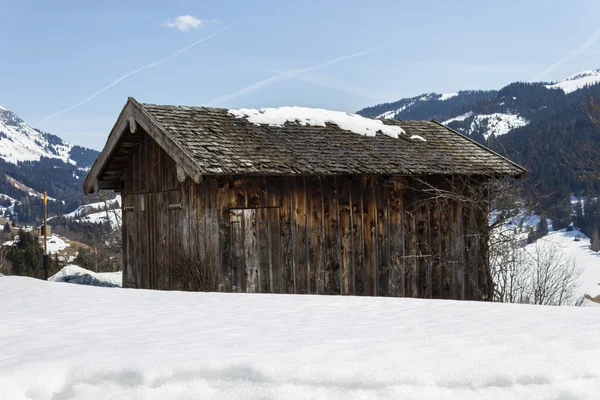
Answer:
[
  {"left": 83, "top": 97, "right": 203, "bottom": 195},
  {"left": 431, "top": 119, "right": 529, "bottom": 179}
]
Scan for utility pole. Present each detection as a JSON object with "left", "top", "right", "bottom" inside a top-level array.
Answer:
[{"left": 43, "top": 191, "right": 48, "bottom": 280}]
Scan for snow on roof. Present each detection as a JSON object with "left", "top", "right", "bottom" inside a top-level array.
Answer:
[{"left": 229, "top": 106, "right": 406, "bottom": 139}]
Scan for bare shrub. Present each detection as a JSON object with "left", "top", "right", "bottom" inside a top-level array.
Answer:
[
  {"left": 161, "top": 246, "right": 219, "bottom": 292},
  {"left": 490, "top": 230, "right": 583, "bottom": 306}
]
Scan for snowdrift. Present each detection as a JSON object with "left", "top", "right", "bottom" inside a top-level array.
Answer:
[
  {"left": 1, "top": 276, "right": 599, "bottom": 399},
  {"left": 48, "top": 265, "right": 122, "bottom": 287}
]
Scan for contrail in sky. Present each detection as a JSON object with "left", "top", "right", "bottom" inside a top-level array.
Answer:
[
  {"left": 207, "top": 47, "right": 379, "bottom": 106},
  {"left": 532, "top": 28, "right": 600, "bottom": 82},
  {"left": 262, "top": 68, "right": 389, "bottom": 100},
  {"left": 39, "top": 27, "right": 228, "bottom": 123}
]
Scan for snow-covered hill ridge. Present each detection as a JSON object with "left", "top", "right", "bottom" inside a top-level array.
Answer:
[
  {"left": 545, "top": 68, "right": 600, "bottom": 94},
  {"left": 375, "top": 92, "right": 465, "bottom": 119},
  {"left": 444, "top": 113, "right": 529, "bottom": 140},
  {"left": 0, "top": 106, "right": 79, "bottom": 165}
]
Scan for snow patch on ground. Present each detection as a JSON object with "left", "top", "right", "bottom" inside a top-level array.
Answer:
[
  {"left": 546, "top": 69, "right": 600, "bottom": 94},
  {"left": 442, "top": 111, "right": 474, "bottom": 125},
  {"left": 42, "top": 235, "right": 69, "bottom": 254},
  {"left": 76, "top": 208, "right": 122, "bottom": 227},
  {"left": 376, "top": 103, "right": 412, "bottom": 119},
  {"left": 439, "top": 92, "right": 458, "bottom": 100},
  {"left": 230, "top": 107, "right": 406, "bottom": 138},
  {"left": 66, "top": 196, "right": 121, "bottom": 218},
  {"left": 48, "top": 265, "right": 122, "bottom": 287},
  {"left": 469, "top": 113, "right": 529, "bottom": 139},
  {"left": 0, "top": 277, "right": 599, "bottom": 399}
]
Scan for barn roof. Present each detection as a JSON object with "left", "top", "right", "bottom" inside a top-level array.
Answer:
[{"left": 83, "top": 97, "right": 527, "bottom": 194}]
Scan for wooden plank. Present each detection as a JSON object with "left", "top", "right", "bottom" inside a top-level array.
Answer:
[
  {"left": 207, "top": 177, "right": 222, "bottom": 291},
  {"left": 415, "top": 199, "right": 429, "bottom": 298},
  {"left": 140, "top": 194, "right": 149, "bottom": 289},
  {"left": 388, "top": 177, "right": 404, "bottom": 297},
  {"left": 350, "top": 176, "right": 364, "bottom": 296},
  {"left": 268, "top": 208, "right": 281, "bottom": 293},
  {"left": 280, "top": 178, "right": 294, "bottom": 294},
  {"left": 230, "top": 209, "right": 244, "bottom": 293},
  {"left": 293, "top": 177, "right": 308, "bottom": 294},
  {"left": 322, "top": 176, "right": 341, "bottom": 295},
  {"left": 440, "top": 200, "right": 452, "bottom": 299},
  {"left": 476, "top": 199, "right": 492, "bottom": 301},
  {"left": 454, "top": 201, "right": 465, "bottom": 300},
  {"left": 376, "top": 177, "right": 390, "bottom": 296},
  {"left": 244, "top": 209, "right": 259, "bottom": 293},
  {"left": 257, "top": 207, "right": 270, "bottom": 293},
  {"left": 429, "top": 203, "right": 442, "bottom": 299},
  {"left": 187, "top": 180, "right": 198, "bottom": 290},
  {"left": 247, "top": 177, "right": 267, "bottom": 208},
  {"left": 195, "top": 180, "right": 207, "bottom": 292},
  {"left": 465, "top": 204, "right": 478, "bottom": 300},
  {"left": 124, "top": 195, "right": 136, "bottom": 287},
  {"left": 404, "top": 186, "right": 418, "bottom": 298},
  {"left": 266, "top": 177, "right": 282, "bottom": 293},
  {"left": 362, "top": 176, "right": 377, "bottom": 296},
  {"left": 306, "top": 177, "right": 324, "bottom": 294},
  {"left": 338, "top": 176, "right": 353, "bottom": 295}
]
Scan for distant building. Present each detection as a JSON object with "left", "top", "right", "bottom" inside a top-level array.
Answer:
[
  {"left": 84, "top": 98, "right": 526, "bottom": 299},
  {"left": 36, "top": 224, "right": 51, "bottom": 237}
]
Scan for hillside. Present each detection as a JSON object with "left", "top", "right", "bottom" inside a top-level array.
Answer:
[
  {"left": 357, "top": 69, "right": 600, "bottom": 233},
  {"left": 0, "top": 106, "right": 100, "bottom": 223}
]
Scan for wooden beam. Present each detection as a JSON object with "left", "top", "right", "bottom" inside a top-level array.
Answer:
[{"left": 128, "top": 99, "right": 203, "bottom": 185}]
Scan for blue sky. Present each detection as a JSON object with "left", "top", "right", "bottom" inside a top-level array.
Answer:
[{"left": 2, "top": 0, "right": 600, "bottom": 150}]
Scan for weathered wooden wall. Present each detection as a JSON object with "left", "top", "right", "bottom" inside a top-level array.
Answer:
[{"left": 121, "top": 134, "right": 493, "bottom": 300}]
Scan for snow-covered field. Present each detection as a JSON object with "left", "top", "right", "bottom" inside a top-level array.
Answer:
[
  {"left": 65, "top": 196, "right": 122, "bottom": 227},
  {"left": 528, "top": 229, "right": 600, "bottom": 299},
  {"left": 1, "top": 276, "right": 600, "bottom": 399},
  {"left": 42, "top": 235, "right": 69, "bottom": 254}
]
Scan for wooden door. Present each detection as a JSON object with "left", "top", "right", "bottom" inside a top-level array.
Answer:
[{"left": 230, "top": 208, "right": 280, "bottom": 294}]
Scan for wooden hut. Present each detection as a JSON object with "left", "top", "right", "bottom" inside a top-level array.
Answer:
[
  {"left": 36, "top": 224, "right": 51, "bottom": 237},
  {"left": 83, "top": 98, "right": 526, "bottom": 299}
]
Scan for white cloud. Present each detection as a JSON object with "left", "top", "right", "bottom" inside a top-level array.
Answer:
[{"left": 163, "top": 15, "right": 203, "bottom": 32}]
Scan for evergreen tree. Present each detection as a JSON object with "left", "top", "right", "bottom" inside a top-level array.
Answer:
[
  {"left": 3, "top": 222, "right": 10, "bottom": 233},
  {"left": 8, "top": 229, "right": 44, "bottom": 278}
]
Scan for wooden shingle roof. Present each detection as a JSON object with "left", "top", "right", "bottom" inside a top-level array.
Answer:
[{"left": 83, "top": 98, "right": 526, "bottom": 194}]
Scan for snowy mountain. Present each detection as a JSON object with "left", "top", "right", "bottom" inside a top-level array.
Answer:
[
  {"left": 358, "top": 90, "right": 496, "bottom": 121},
  {"left": 546, "top": 69, "right": 600, "bottom": 94},
  {"left": 0, "top": 105, "right": 100, "bottom": 222},
  {"left": 358, "top": 68, "right": 600, "bottom": 141},
  {"left": 0, "top": 106, "right": 84, "bottom": 165}
]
